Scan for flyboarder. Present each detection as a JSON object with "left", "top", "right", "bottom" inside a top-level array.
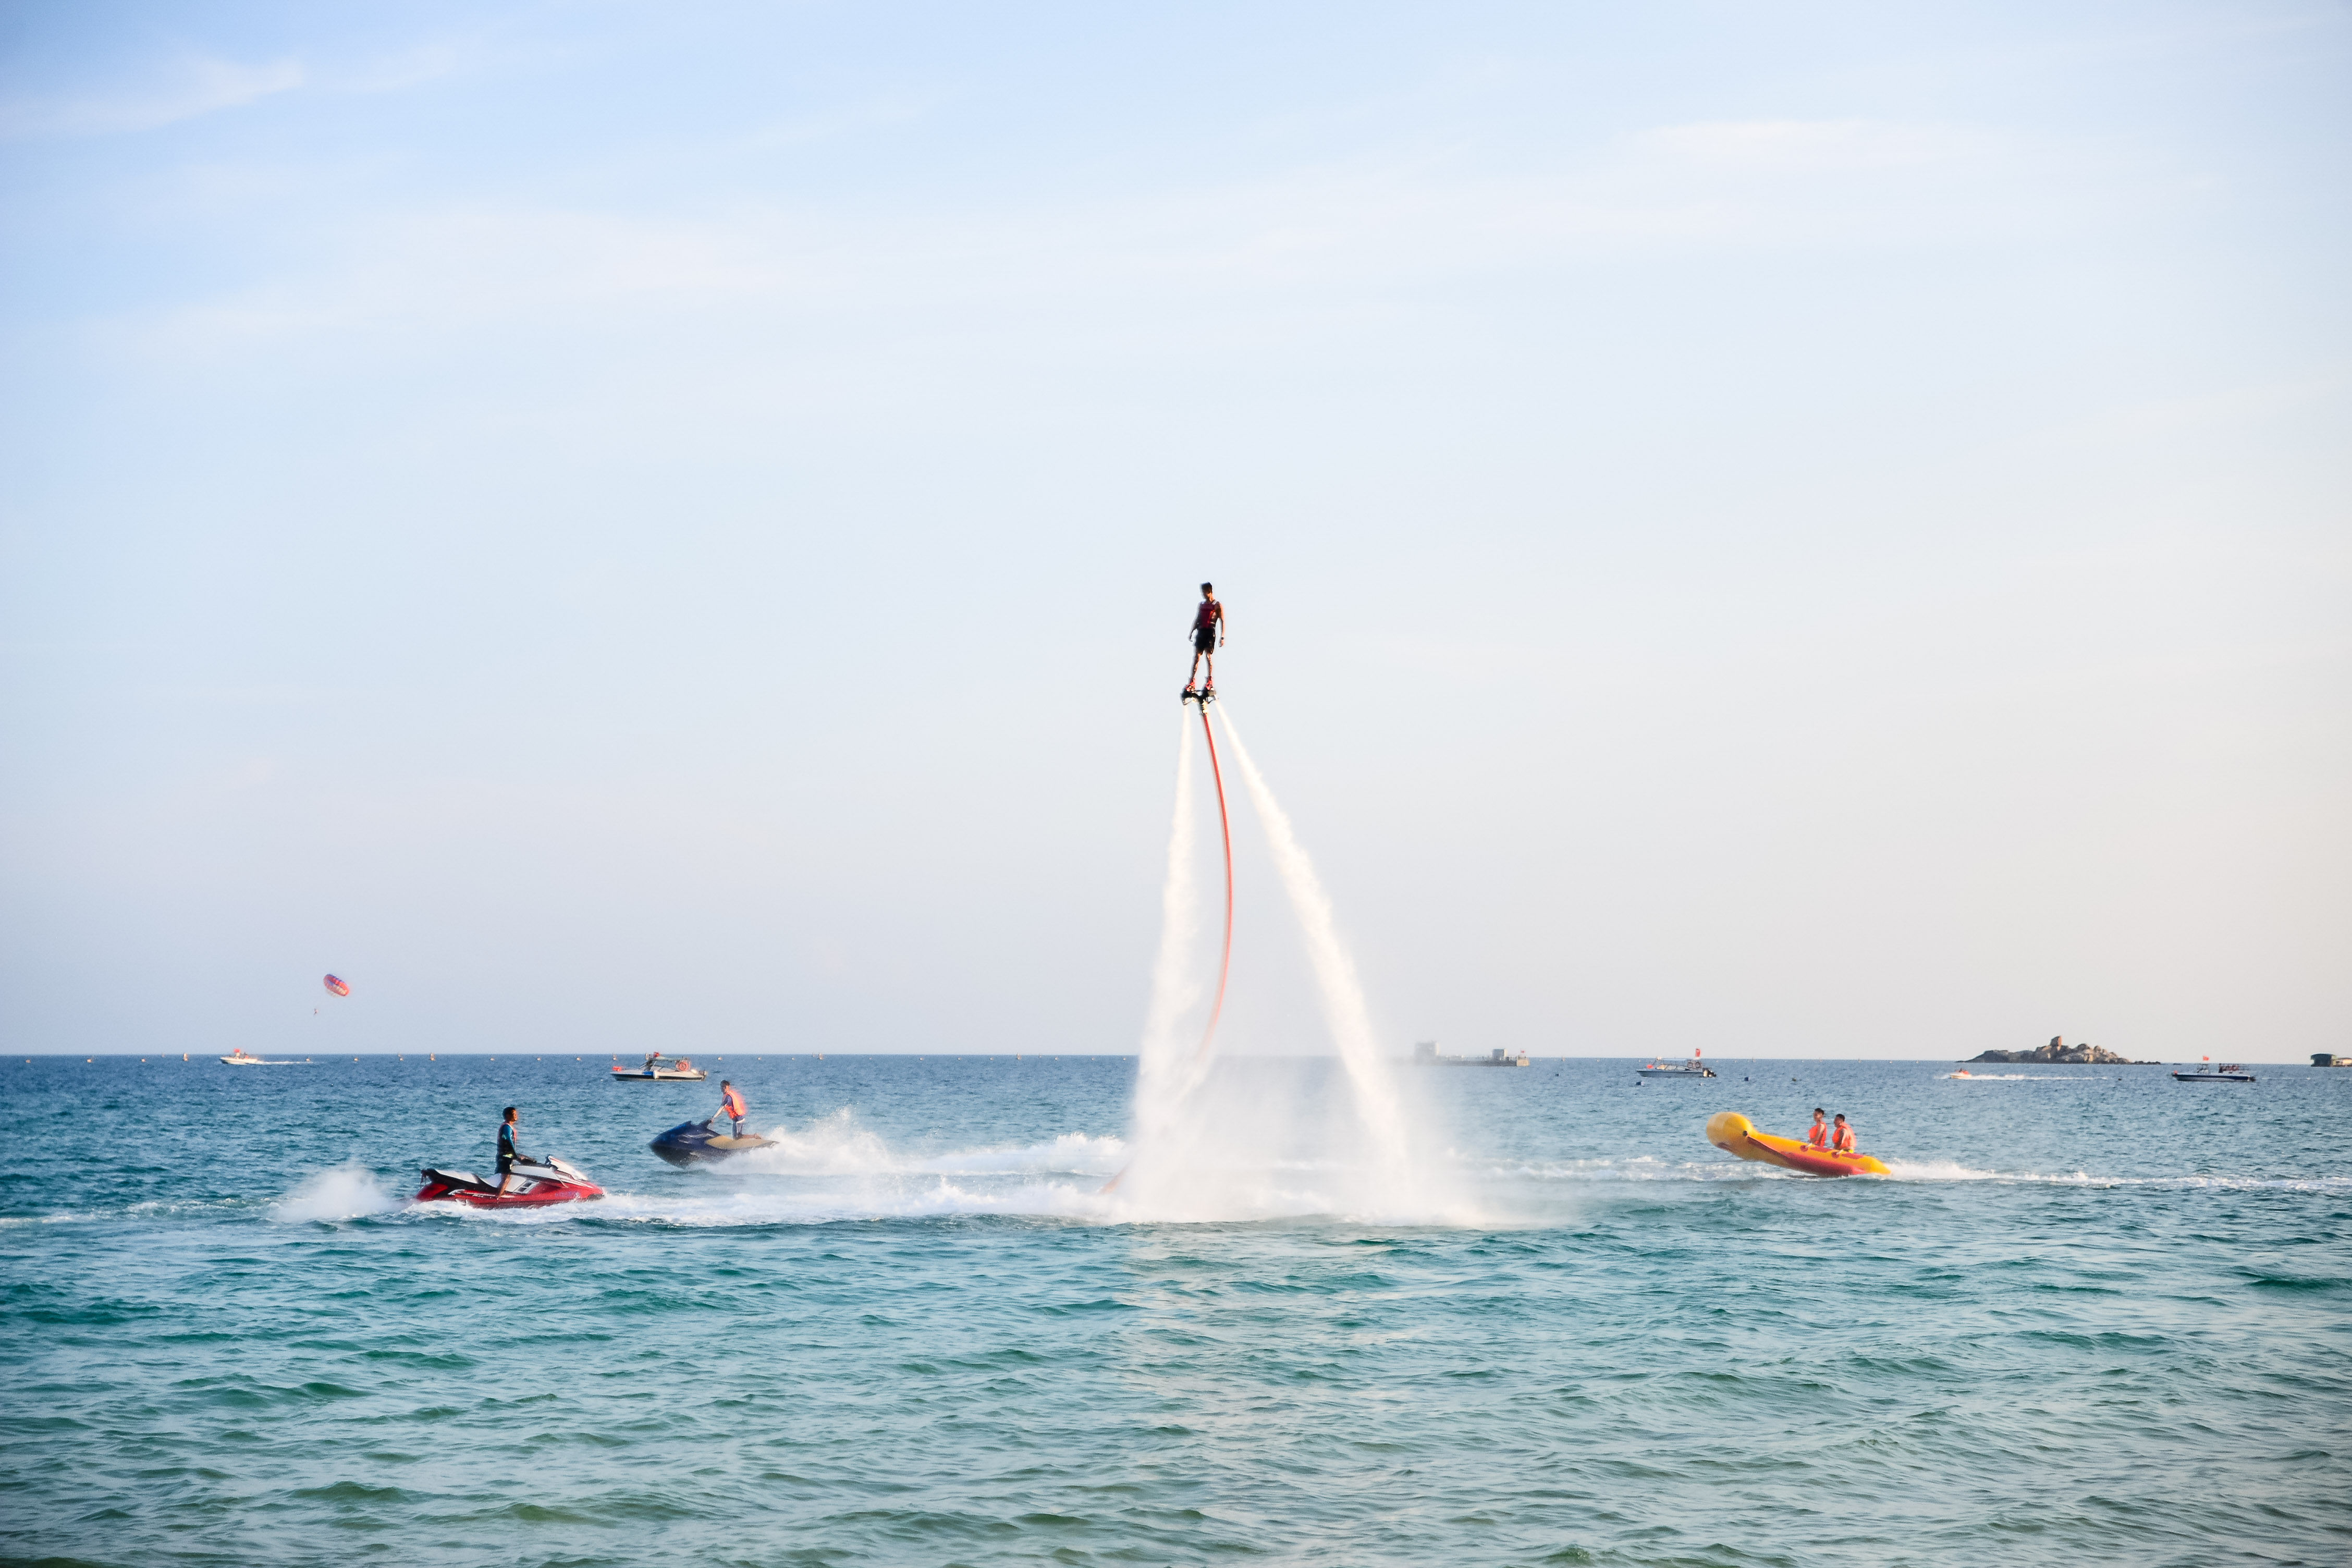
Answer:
[{"left": 1184, "top": 582, "right": 1225, "bottom": 702}]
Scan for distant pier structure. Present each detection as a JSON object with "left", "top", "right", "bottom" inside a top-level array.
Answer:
[{"left": 1413, "top": 1040, "right": 1530, "bottom": 1068}]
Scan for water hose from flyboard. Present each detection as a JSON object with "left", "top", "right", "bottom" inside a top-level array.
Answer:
[
  {"left": 1195, "top": 695, "right": 1234, "bottom": 1061},
  {"left": 1103, "top": 694, "right": 1232, "bottom": 1195}
]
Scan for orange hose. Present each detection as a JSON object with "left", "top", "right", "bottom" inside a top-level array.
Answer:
[{"left": 1195, "top": 702, "right": 1234, "bottom": 1061}]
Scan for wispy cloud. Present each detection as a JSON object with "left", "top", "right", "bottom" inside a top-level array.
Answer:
[
  {"left": 0, "top": 54, "right": 306, "bottom": 140},
  {"left": 101, "top": 113, "right": 2071, "bottom": 375},
  {"left": 1637, "top": 118, "right": 1983, "bottom": 174}
]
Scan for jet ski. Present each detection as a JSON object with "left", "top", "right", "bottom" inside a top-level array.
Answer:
[
  {"left": 414, "top": 1156, "right": 605, "bottom": 1207},
  {"left": 651, "top": 1119, "right": 779, "bottom": 1167}
]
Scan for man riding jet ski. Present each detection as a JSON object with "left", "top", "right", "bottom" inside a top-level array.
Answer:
[
  {"left": 651, "top": 1080, "right": 779, "bottom": 1167},
  {"left": 416, "top": 1105, "right": 605, "bottom": 1207}
]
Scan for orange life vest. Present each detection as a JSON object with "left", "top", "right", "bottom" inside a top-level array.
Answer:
[
  {"left": 721, "top": 1087, "right": 747, "bottom": 1120},
  {"left": 1806, "top": 1122, "right": 1829, "bottom": 1149},
  {"left": 1832, "top": 1123, "right": 1856, "bottom": 1153}
]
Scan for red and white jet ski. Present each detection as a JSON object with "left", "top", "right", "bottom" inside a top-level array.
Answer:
[{"left": 414, "top": 1156, "right": 605, "bottom": 1208}]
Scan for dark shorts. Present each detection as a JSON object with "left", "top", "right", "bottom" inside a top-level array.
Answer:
[{"left": 1193, "top": 628, "right": 1217, "bottom": 653}]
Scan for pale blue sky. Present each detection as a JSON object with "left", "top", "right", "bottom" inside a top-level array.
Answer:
[{"left": 3, "top": 2, "right": 2346, "bottom": 1060}]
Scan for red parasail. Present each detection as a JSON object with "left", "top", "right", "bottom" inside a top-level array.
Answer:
[{"left": 323, "top": 975, "right": 350, "bottom": 997}]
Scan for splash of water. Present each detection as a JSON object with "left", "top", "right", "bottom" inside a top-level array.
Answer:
[{"left": 271, "top": 1162, "right": 399, "bottom": 1222}]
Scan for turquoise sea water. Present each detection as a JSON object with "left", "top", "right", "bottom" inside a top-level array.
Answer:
[{"left": 2, "top": 1053, "right": 2347, "bottom": 1567}]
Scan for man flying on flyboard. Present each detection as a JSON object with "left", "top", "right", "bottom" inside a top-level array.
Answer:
[{"left": 1183, "top": 582, "right": 1225, "bottom": 704}]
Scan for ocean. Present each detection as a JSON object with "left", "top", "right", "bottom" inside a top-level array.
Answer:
[{"left": 2, "top": 1052, "right": 2346, "bottom": 1566}]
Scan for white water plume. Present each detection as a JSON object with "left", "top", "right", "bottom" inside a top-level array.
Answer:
[
  {"left": 1113, "top": 700, "right": 1468, "bottom": 1223},
  {"left": 1134, "top": 709, "right": 1206, "bottom": 1105}
]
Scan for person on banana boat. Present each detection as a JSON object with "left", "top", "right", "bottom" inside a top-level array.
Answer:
[
  {"left": 1831, "top": 1113, "right": 1857, "bottom": 1154},
  {"left": 1805, "top": 1108, "right": 1830, "bottom": 1149}
]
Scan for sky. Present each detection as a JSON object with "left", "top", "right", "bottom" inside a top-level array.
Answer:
[{"left": 2, "top": 1, "right": 2346, "bottom": 1062}]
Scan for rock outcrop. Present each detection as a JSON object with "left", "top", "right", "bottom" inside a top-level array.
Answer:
[{"left": 1965, "top": 1035, "right": 2159, "bottom": 1066}]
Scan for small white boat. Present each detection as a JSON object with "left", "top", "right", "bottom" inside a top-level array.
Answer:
[
  {"left": 1637, "top": 1049, "right": 1716, "bottom": 1079},
  {"left": 219, "top": 1048, "right": 310, "bottom": 1067},
  {"left": 610, "top": 1054, "right": 708, "bottom": 1082}
]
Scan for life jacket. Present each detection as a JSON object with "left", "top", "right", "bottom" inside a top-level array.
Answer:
[
  {"left": 1805, "top": 1122, "right": 1829, "bottom": 1149},
  {"left": 1832, "top": 1123, "right": 1856, "bottom": 1153},
  {"left": 721, "top": 1087, "right": 747, "bottom": 1120},
  {"left": 1194, "top": 599, "right": 1221, "bottom": 632}
]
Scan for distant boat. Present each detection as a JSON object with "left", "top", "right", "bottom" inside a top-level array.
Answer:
[
  {"left": 1410, "top": 1042, "right": 1529, "bottom": 1068},
  {"left": 2172, "top": 1062, "right": 2255, "bottom": 1083},
  {"left": 218, "top": 1048, "right": 310, "bottom": 1067},
  {"left": 610, "top": 1055, "right": 708, "bottom": 1082},
  {"left": 1638, "top": 1049, "right": 1716, "bottom": 1079}
]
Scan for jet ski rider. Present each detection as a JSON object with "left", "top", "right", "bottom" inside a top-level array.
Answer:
[
  {"left": 494, "top": 1107, "right": 530, "bottom": 1195},
  {"left": 713, "top": 1080, "right": 749, "bottom": 1140}
]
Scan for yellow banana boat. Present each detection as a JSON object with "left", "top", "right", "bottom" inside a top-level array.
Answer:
[{"left": 1707, "top": 1111, "right": 1890, "bottom": 1178}]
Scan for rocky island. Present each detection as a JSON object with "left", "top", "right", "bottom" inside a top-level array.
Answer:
[{"left": 1964, "top": 1035, "right": 2160, "bottom": 1065}]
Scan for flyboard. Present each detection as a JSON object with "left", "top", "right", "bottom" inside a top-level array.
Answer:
[
  {"left": 1706, "top": 1111, "right": 1890, "bottom": 1178},
  {"left": 1102, "top": 683, "right": 1232, "bottom": 1196}
]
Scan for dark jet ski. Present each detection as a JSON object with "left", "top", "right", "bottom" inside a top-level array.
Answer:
[
  {"left": 652, "top": 1119, "right": 779, "bottom": 1167},
  {"left": 415, "top": 1156, "right": 604, "bottom": 1208}
]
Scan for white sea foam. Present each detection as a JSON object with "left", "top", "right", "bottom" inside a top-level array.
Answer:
[
  {"left": 401, "top": 1110, "right": 1132, "bottom": 1227},
  {"left": 1941, "top": 1072, "right": 2105, "bottom": 1081},
  {"left": 726, "top": 1110, "right": 1125, "bottom": 1178},
  {"left": 272, "top": 1162, "right": 399, "bottom": 1222}
]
